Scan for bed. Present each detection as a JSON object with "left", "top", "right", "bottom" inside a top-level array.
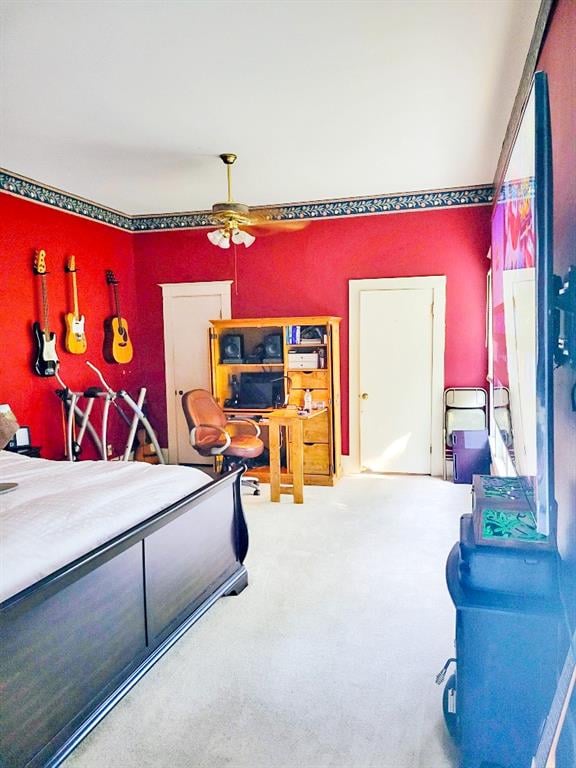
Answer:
[{"left": 0, "top": 451, "right": 249, "bottom": 768}]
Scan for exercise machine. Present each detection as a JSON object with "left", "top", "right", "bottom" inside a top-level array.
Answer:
[{"left": 55, "top": 362, "right": 165, "bottom": 464}]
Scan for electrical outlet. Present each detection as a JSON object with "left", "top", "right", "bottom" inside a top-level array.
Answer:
[{"left": 107, "top": 443, "right": 113, "bottom": 458}]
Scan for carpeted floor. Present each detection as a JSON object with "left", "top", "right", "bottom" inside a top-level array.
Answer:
[{"left": 64, "top": 474, "right": 468, "bottom": 768}]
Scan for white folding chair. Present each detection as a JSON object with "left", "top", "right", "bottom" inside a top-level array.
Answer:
[{"left": 443, "top": 388, "right": 488, "bottom": 480}]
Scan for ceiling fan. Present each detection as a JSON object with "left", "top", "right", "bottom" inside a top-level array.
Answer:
[{"left": 207, "top": 153, "right": 307, "bottom": 249}]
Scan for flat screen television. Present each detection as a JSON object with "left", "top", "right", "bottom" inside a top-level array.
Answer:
[
  {"left": 490, "top": 71, "right": 555, "bottom": 536},
  {"left": 238, "top": 373, "right": 284, "bottom": 410}
]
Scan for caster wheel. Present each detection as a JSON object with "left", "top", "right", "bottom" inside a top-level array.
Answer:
[{"left": 443, "top": 673, "right": 460, "bottom": 743}]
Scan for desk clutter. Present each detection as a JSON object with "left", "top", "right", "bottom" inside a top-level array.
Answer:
[{"left": 209, "top": 316, "right": 342, "bottom": 489}]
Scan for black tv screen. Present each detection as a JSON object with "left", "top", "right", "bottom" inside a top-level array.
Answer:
[{"left": 239, "top": 373, "right": 284, "bottom": 409}]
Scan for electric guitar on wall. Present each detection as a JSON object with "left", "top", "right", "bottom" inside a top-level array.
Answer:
[
  {"left": 32, "top": 250, "right": 59, "bottom": 377},
  {"left": 64, "top": 255, "right": 87, "bottom": 354},
  {"left": 103, "top": 270, "right": 133, "bottom": 364}
]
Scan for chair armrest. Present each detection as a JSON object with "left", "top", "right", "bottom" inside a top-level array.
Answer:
[
  {"left": 190, "top": 424, "right": 231, "bottom": 454},
  {"left": 226, "top": 418, "right": 262, "bottom": 438}
]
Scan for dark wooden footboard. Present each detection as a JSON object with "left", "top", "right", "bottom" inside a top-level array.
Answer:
[{"left": 0, "top": 467, "right": 248, "bottom": 768}]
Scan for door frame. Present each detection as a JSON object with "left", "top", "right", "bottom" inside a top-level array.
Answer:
[
  {"left": 160, "top": 281, "right": 232, "bottom": 464},
  {"left": 348, "top": 276, "right": 446, "bottom": 476}
]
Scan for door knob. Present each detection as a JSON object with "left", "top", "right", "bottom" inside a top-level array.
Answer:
[{"left": 361, "top": 392, "right": 369, "bottom": 400}]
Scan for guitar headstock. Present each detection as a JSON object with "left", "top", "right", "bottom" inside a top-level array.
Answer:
[
  {"left": 33, "top": 249, "right": 47, "bottom": 275},
  {"left": 66, "top": 255, "right": 77, "bottom": 273},
  {"left": 106, "top": 270, "right": 119, "bottom": 285}
]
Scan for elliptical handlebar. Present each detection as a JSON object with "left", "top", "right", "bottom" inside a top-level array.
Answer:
[{"left": 86, "top": 361, "right": 114, "bottom": 396}]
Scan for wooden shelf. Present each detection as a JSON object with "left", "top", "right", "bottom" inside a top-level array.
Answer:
[
  {"left": 286, "top": 343, "right": 327, "bottom": 347},
  {"left": 210, "top": 316, "right": 342, "bottom": 485},
  {"left": 216, "top": 363, "right": 284, "bottom": 369}
]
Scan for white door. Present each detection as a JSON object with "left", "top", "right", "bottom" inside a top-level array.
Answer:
[
  {"left": 162, "top": 282, "right": 231, "bottom": 464},
  {"left": 359, "top": 288, "right": 434, "bottom": 474}
]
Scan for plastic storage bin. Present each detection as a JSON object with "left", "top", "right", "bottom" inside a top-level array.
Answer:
[{"left": 452, "top": 429, "right": 490, "bottom": 483}]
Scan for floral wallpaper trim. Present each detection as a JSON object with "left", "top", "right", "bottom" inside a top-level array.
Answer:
[{"left": 1, "top": 170, "right": 494, "bottom": 232}]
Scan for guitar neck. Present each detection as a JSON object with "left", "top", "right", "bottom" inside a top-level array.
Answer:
[
  {"left": 41, "top": 274, "right": 50, "bottom": 336},
  {"left": 113, "top": 283, "right": 124, "bottom": 329},
  {"left": 71, "top": 270, "right": 80, "bottom": 319}
]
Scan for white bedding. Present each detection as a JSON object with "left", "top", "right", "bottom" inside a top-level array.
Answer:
[{"left": 0, "top": 451, "right": 212, "bottom": 602}]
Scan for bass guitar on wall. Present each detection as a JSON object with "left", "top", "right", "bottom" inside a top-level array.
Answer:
[
  {"left": 64, "top": 255, "right": 87, "bottom": 354},
  {"left": 33, "top": 249, "right": 59, "bottom": 376},
  {"left": 103, "top": 270, "right": 133, "bottom": 364}
]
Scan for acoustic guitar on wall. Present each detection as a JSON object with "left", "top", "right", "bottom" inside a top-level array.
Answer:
[
  {"left": 64, "top": 255, "right": 87, "bottom": 354},
  {"left": 134, "top": 427, "right": 160, "bottom": 465},
  {"left": 103, "top": 270, "right": 133, "bottom": 364},
  {"left": 33, "top": 250, "right": 59, "bottom": 377}
]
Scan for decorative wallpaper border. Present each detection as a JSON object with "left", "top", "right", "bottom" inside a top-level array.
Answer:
[
  {"left": 1, "top": 170, "right": 494, "bottom": 232},
  {"left": 0, "top": 171, "right": 134, "bottom": 230}
]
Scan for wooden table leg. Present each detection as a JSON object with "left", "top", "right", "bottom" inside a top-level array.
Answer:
[
  {"left": 269, "top": 420, "right": 281, "bottom": 502},
  {"left": 291, "top": 420, "right": 304, "bottom": 504}
]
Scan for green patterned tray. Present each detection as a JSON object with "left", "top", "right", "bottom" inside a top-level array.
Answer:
[
  {"left": 481, "top": 507, "right": 547, "bottom": 542},
  {"left": 476, "top": 475, "right": 534, "bottom": 502}
]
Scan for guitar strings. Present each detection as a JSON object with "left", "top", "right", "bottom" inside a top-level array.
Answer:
[{"left": 114, "top": 282, "right": 124, "bottom": 332}]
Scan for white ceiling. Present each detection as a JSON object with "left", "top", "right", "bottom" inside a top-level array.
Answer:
[{"left": 0, "top": 0, "right": 540, "bottom": 216}]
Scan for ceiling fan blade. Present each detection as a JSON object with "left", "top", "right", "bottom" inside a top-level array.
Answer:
[
  {"left": 245, "top": 206, "right": 311, "bottom": 233},
  {"left": 245, "top": 219, "right": 311, "bottom": 236}
]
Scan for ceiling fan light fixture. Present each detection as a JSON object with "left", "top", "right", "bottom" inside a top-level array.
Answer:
[
  {"left": 206, "top": 154, "right": 269, "bottom": 249},
  {"left": 207, "top": 229, "right": 224, "bottom": 246},
  {"left": 242, "top": 230, "right": 256, "bottom": 248},
  {"left": 207, "top": 228, "right": 232, "bottom": 248},
  {"left": 231, "top": 228, "right": 255, "bottom": 247}
]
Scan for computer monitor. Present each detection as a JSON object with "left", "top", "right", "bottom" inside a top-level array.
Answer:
[{"left": 238, "top": 373, "right": 284, "bottom": 409}]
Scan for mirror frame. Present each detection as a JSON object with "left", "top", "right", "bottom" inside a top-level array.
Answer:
[{"left": 490, "top": 71, "right": 555, "bottom": 537}]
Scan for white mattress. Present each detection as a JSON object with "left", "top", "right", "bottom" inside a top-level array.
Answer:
[{"left": 0, "top": 451, "right": 212, "bottom": 603}]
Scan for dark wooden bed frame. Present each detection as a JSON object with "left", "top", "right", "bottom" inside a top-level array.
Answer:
[{"left": 0, "top": 467, "right": 249, "bottom": 768}]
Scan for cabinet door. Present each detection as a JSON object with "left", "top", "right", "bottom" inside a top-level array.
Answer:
[{"left": 303, "top": 443, "right": 330, "bottom": 475}]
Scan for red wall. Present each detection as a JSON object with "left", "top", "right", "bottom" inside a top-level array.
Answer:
[
  {"left": 1, "top": 193, "right": 491, "bottom": 459},
  {"left": 0, "top": 193, "right": 140, "bottom": 459},
  {"left": 133, "top": 205, "right": 492, "bottom": 452}
]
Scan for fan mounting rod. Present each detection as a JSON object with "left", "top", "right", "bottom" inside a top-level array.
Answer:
[{"left": 219, "top": 153, "right": 237, "bottom": 202}]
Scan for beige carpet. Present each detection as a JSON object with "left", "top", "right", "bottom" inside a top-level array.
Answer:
[{"left": 64, "top": 474, "right": 468, "bottom": 768}]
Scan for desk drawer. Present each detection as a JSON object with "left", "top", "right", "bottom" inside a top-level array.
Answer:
[
  {"left": 288, "top": 370, "right": 329, "bottom": 389},
  {"left": 303, "top": 443, "right": 330, "bottom": 475},
  {"left": 303, "top": 411, "right": 329, "bottom": 443}
]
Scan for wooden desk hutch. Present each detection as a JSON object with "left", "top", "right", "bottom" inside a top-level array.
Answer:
[{"left": 209, "top": 316, "right": 342, "bottom": 486}]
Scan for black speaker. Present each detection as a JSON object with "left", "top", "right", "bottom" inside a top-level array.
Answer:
[
  {"left": 263, "top": 333, "right": 283, "bottom": 362},
  {"left": 221, "top": 334, "right": 244, "bottom": 363}
]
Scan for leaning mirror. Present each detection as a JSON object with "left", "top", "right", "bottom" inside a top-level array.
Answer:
[{"left": 490, "top": 71, "right": 555, "bottom": 535}]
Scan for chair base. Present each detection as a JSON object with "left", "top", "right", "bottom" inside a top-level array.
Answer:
[
  {"left": 222, "top": 456, "right": 261, "bottom": 496},
  {"left": 241, "top": 476, "right": 261, "bottom": 496}
]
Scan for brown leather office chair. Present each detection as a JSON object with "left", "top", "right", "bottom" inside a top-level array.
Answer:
[{"left": 181, "top": 389, "right": 263, "bottom": 494}]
